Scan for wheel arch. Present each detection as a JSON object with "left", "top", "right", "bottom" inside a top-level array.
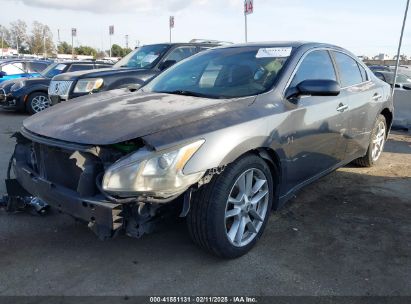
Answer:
[{"left": 380, "top": 108, "right": 393, "bottom": 134}]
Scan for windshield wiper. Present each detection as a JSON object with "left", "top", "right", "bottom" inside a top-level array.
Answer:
[{"left": 159, "top": 90, "right": 219, "bottom": 99}]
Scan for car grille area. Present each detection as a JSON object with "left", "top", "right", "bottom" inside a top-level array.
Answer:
[
  {"left": 27, "top": 142, "right": 104, "bottom": 196},
  {"left": 48, "top": 80, "right": 73, "bottom": 97}
]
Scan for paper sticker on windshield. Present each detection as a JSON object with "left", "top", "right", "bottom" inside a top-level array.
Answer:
[
  {"left": 55, "top": 64, "right": 67, "bottom": 71},
  {"left": 256, "top": 47, "right": 292, "bottom": 58}
]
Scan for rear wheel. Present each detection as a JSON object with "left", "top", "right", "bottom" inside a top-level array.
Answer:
[
  {"left": 27, "top": 92, "right": 50, "bottom": 114},
  {"left": 187, "top": 154, "right": 274, "bottom": 258},
  {"left": 353, "top": 114, "right": 387, "bottom": 167}
]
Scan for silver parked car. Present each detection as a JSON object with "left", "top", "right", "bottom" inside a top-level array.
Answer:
[{"left": 8, "top": 42, "right": 393, "bottom": 258}]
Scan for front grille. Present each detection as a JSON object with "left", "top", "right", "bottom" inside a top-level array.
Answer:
[
  {"left": 48, "top": 80, "right": 73, "bottom": 97},
  {"left": 31, "top": 143, "right": 103, "bottom": 196}
]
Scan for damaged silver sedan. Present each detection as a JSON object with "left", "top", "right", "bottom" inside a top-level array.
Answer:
[{"left": 7, "top": 42, "right": 393, "bottom": 258}]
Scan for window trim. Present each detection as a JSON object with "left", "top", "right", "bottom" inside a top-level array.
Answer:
[
  {"left": 288, "top": 49, "right": 337, "bottom": 89},
  {"left": 331, "top": 50, "right": 370, "bottom": 89},
  {"left": 283, "top": 47, "right": 372, "bottom": 98}
]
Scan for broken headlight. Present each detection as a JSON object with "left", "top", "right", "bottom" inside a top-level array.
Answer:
[
  {"left": 73, "top": 78, "right": 104, "bottom": 93},
  {"left": 11, "top": 80, "right": 25, "bottom": 92},
  {"left": 102, "top": 140, "right": 205, "bottom": 198}
]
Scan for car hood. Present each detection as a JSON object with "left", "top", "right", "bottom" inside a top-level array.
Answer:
[
  {"left": 23, "top": 89, "right": 255, "bottom": 145},
  {"left": 23, "top": 77, "right": 51, "bottom": 85},
  {"left": 53, "top": 67, "right": 148, "bottom": 81}
]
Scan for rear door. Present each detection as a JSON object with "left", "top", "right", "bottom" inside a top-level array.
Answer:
[
  {"left": 282, "top": 50, "right": 348, "bottom": 190},
  {"left": 331, "top": 51, "right": 383, "bottom": 159}
]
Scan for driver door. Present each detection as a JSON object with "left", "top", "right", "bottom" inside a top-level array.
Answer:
[{"left": 281, "top": 50, "right": 348, "bottom": 190}]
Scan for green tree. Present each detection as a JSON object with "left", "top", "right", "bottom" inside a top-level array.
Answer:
[
  {"left": 57, "top": 41, "right": 72, "bottom": 54},
  {"left": 75, "top": 45, "right": 97, "bottom": 57},
  {"left": 110, "top": 44, "right": 133, "bottom": 57},
  {"left": 111, "top": 44, "right": 124, "bottom": 57},
  {"left": 123, "top": 47, "right": 132, "bottom": 56},
  {"left": 27, "top": 21, "right": 54, "bottom": 56}
]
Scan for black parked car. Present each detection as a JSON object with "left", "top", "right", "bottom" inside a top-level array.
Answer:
[
  {"left": 48, "top": 41, "right": 225, "bottom": 104},
  {"left": 0, "top": 61, "right": 112, "bottom": 114}
]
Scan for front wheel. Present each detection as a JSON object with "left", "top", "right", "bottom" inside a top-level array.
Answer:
[
  {"left": 353, "top": 114, "right": 387, "bottom": 167},
  {"left": 187, "top": 154, "right": 274, "bottom": 258},
  {"left": 26, "top": 92, "right": 50, "bottom": 114}
]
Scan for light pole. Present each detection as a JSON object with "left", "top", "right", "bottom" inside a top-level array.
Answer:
[
  {"left": 71, "top": 28, "right": 76, "bottom": 59},
  {"left": 43, "top": 28, "right": 47, "bottom": 58},
  {"left": 393, "top": 0, "right": 410, "bottom": 97},
  {"left": 244, "top": 0, "right": 253, "bottom": 43},
  {"left": 169, "top": 16, "right": 174, "bottom": 43}
]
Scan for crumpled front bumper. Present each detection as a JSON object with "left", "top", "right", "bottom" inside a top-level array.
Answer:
[
  {"left": 13, "top": 162, "right": 123, "bottom": 240},
  {"left": 0, "top": 89, "right": 25, "bottom": 111}
]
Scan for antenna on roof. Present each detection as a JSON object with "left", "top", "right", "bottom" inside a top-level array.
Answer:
[{"left": 393, "top": 0, "right": 410, "bottom": 97}]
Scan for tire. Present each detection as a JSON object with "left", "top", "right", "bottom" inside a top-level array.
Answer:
[
  {"left": 187, "top": 154, "right": 274, "bottom": 258},
  {"left": 26, "top": 92, "right": 50, "bottom": 114},
  {"left": 353, "top": 114, "right": 387, "bottom": 167}
]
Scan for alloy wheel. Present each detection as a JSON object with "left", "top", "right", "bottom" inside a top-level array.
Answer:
[
  {"left": 371, "top": 121, "right": 386, "bottom": 162},
  {"left": 225, "top": 168, "right": 269, "bottom": 247},
  {"left": 31, "top": 95, "right": 50, "bottom": 113}
]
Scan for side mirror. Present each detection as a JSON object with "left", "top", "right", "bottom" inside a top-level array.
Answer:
[
  {"left": 0, "top": 71, "right": 6, "bottom": 78},
  {"left": 159, "top": 60, "right": 177, "bottom": 71},
  {"left": 127, "top": 83, "right": 141, "bottom": 92},
  {"left": 286, "top": 79, "right": 340, "bottom": 99}
]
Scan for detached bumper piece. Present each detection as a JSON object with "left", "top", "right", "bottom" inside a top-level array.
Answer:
[{"left": 12, "top": 138, "right": 124, "bottom": 240}]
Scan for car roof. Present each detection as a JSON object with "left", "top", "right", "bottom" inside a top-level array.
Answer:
[
  {"left": 0, "top": 59, "right": 51, "bottom": 65},
  {"left": 205, "top": 41, "right": 347, "bottom": 52}
]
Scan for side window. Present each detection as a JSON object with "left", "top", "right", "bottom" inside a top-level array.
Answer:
[
  {"left": 28, "top": 62, "right": 48, "bottom": 73},
  {"left": 333, "top": 52, "right": 364, "bottom": 87},
  {"left": 68, "top": 64, "right": 94, "bottom": 72},
  {"left": 290, "top": 50, "right": 336, "bottom": 88},
  {"left": 374, "top": 72, "right": 385, "bottom": 82},
  {"left": 357, "top": 63, "right": 368, "bottom": 82},
  {"left": 1, "top": 63, "right": 25, "bottom": 75},
  {"left": 163, "top": 47, "right": 197, "bottom": 63},
  {"left": 95, "top": 64, "right": 112, "bottom": 69}
]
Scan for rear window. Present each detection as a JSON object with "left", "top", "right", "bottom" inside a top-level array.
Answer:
[
  {"left": 333, "top": 52, "right": 364, "bottom": 87},
  {"left": 28, "top": 62, "right": 48, "bottom": 73},
  {"left": 68, "top": 64, "right": 94, "bottom": 72}
]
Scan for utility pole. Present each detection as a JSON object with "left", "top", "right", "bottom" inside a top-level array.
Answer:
[
  {"left": 109, "top": 25, "right": 114, "bottom": 57},
  {"left": 43, "top": 28, "right": 47, "bottom": 58},
  {"left": 244, "top": 0, "right": 253, "bottom": 43},
  {"left": 71, "top": 28, "right": 76, "bottom": 59},
  {"left": 393, "top": 0, "right": 410, "bottom": 97},
  {"left": 125, "top": 34, "right": 129, "bottom": 49},
  {"left": 169, "top": 16, "right": 174, "bottom": 43}
]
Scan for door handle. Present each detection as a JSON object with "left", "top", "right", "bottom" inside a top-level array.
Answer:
[
  {"left": 336, "top": 103, "right": 349, "bottom": 112},
  {"left": 372, "top": 93, "right": 382, "bottom": 101}
]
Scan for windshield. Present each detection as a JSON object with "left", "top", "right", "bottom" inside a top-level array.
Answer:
[
  {"left": 42, "top": 63, "right": 67, "bottom": 78},
  {"left": 143, "top": 46, "right": 292, "bottom": 99},
  {"left": 114, "top": 44, "right": 171, "bottom": 69}
]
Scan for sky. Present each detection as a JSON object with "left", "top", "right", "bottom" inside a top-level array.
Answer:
[{"left": 0, "top": 0, "right": 409, "bottom": 57}]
